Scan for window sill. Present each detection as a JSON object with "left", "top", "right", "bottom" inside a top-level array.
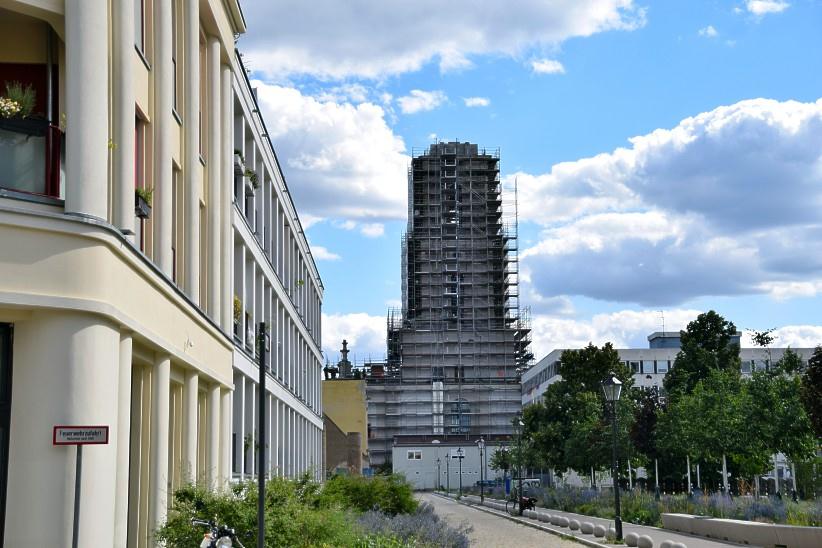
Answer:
[{"left": 0, "top": 187, "right": 63, "bottom": 207}]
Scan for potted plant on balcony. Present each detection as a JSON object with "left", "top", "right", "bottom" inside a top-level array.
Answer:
[
  {"left": 243, "top": 168, "right": 259, "bottom": 196},
  {"left": 233, "top": 295, "right": 242, "bottom": 334},
  {"left": 0, "top": 81, "right": 47, "bottom": 136},
  {"left": 135, "top": 186, "right": 153, "bottom": 219}
]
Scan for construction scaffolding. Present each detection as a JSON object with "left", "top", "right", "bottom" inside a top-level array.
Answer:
[{"left": 367, "top": 142, "right": 533, "bottom": 467}]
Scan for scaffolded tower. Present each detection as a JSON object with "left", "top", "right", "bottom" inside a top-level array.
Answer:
[{"left": 367, "top": 142, "right": 532, "bottom": 466}]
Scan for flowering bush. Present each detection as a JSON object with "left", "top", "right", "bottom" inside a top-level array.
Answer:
[
  {"left": 0, "top": 97, "right": 21, "bottom": 118},
  {"left": 357, "top": 502, "right": 471, "bottom": 548}
]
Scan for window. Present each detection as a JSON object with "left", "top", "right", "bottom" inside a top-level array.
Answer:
[
  {"left": 641, "top": 360, "right": 654, "bottom": 374},
  {"left": 629, "top": 361, "right": 640, "bottom": 374},
  {"left": 407, "top": 450, "right": 421, "bottom": 460},
  {"left": 171, "top": 0, "right": 182, "bottom": 115},
  {"left": 657, "top": 360, "right": 669, "bottom": 373}
]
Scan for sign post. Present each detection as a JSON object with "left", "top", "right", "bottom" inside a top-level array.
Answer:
[{"left": 53, "top": 425, "right": 109, "bottom": 548}]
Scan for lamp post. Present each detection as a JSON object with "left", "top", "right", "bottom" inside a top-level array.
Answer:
[
  {"left": 446, "top": 452, "right": 450, "bottom": 494},
  {"left": 602, "top": 372, "right": 623, "bottom": 541},
  {"left": 456, "top": 447, "right": 465, "bottom": 496},
  {"left": 257, "top": 323, "right": 270, "bottom": 548},
  {"left": 477, "top": 437, "right": 486, "bottom": 503},
  {"left": 516, "top": 418, "right": 524, "bottom": 516},
  {"left": 436, "top": 457, "right": 441, "bottom": 491}
]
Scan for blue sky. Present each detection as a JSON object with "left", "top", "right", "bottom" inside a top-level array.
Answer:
[{"left": 238, "top": 0, "right": 822, "bottom": 362}]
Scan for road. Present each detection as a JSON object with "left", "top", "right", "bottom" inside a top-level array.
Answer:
[{"left": 419, "top": 493, "right": 583, "bottom": 548}]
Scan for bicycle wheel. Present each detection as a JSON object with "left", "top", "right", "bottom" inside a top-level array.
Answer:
[{"left": 506, "top": 500, "right": 519, "bottom": 516}]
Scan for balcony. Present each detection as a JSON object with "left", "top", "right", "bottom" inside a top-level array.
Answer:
[{"left": 0, "top": 117, "right": 63, "bottom": 199}]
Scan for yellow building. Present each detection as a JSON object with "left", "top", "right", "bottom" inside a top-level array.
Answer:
[
  {"left": 323, "top": 341, "right": 369, "bottom": 475},
  {"left": 0, "top": 0, "right": 323, "bottom": 546}
]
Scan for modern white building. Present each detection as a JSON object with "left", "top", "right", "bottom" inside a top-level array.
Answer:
[
  {"left": 0, "top": 1, "right": 322, "bottom": 546},
  {"left": 392, "top": 437, "right": 508, "bottom": 491}
]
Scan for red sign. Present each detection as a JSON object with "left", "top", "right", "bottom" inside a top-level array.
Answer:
[{"left": 53, "top": 425, "right": 109, "bottom": 445}]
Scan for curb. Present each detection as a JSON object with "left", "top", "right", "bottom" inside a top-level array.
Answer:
[{"left": 431, "top": 493, "right": 613, "bottom": 548}]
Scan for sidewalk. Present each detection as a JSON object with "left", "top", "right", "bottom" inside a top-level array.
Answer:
[{"left": 449, "top": 494, "right": 757, "bottom": 548}]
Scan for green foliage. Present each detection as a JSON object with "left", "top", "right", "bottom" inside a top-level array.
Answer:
[
  {"left": 489, "top": 446, "right": 512, "bottom": 473},
  {"left": 664, "top": 310, "right": 741, "bottom": 397},
  {"left": 157, "top": 475, "right": 422, "bottom": 547},
  {"left": 630, "top": 388, "right": 661, "bottom": 461},
  {"left": 135, "top": 186, "right": 154, "bottom": 205},
  {"left": 4, "top": 81, "right": 36, "bottom": 117},
  {"left": 800, "top": 346, "right": 822, "bottom": 439},
  {"left": 319, "top": 474, "right": 417, "bottom": 515}
]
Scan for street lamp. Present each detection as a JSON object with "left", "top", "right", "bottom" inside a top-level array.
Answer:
[
  {"left": 516, "top": 418, "right": 525, "bottom": 516},
  {"left": 436, "top": 457, "right": 441, "bottom": 491},
  {"left": 456, "top": 447, "right": 465, "bottom": 496},
  {"left": 476, "top": 437, "right": 486, "bottom": 503},
  {"left": 446, "top": 451, "right": 450, "bottom": 494},
  {"left": 602, "top": 372, "right": 623, "bottom": 541}
]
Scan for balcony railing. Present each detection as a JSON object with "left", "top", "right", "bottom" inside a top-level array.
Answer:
[{"left": 0, "top": 117, "right": 63, "bottom": 198}]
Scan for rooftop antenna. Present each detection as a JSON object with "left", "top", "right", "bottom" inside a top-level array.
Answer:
[{"left": 659, "top": 310, "right": 665, "bottom": 334}]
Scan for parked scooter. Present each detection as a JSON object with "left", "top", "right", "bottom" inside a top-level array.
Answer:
[{"left": 192, "top": 518, "right": 247, "bottom": 548}]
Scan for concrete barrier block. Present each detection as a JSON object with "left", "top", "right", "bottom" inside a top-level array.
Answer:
[
  {"left": 607, "top": 527, "right": 616, "bottom": 540},
  {"left": 661, "top": 513, "right": 695, "bottom": 534},
  {"left": 581, "top": 522, "right": 594, "bottom": 534},
  {"left": 637, "top": 534, "right": 654, "bottom": 548},
  {"left": 593, "top": 525, "right": 606, "bottom": 538},
  {"left": 537, "top": 511, "right": 550, "bottom": 522},
  {"left": 559, "top": 517, "right": 569, "bottom": 528},
  {"left": 550, "top": 515, "right": 560, "bottom": 525},
  {"left": 624, "top": 532, "right": 639, "bottom": 547},
  {"left": 569, "top": 519, "right": 580, "bottom": 530},
  {"left": 670, "top": 542, "right": 687, "bottom": 548},
  {"left": 659, "top": 540, "right": 674, "bottom": 548}
]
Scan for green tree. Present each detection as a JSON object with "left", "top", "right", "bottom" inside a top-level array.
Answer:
[
  {"left": 800, "top": 346, "right": 822, "bottom": 439},
  {"left": 559, "top": 342, "right": 632, "bottom": 393},
  {"left": 664, "top": 310, "right": 741, "bottom": 397},
  {"left": 630, "top": 387, "right": 661, "bottom": 469}
]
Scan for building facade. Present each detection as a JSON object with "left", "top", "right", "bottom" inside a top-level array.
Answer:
[
  {"left": 367, "top": 142, "right": 532, "bottom": 466},
  {"left": 323, "top": 341, "right": 369, "bottom": 475},
  {"left": 392, "top": 438, "right": 508, "bottom": 491},
  {"left": 0, "top": 1, "right": 322, "bottom": 546}
]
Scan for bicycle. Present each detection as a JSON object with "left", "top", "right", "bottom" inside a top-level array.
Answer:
[
  {"left": 505, "top": 495, "right": 536, "bottom": 516},
  {"left": 192, "top": 518, "right": 247, "bottom": 548}
]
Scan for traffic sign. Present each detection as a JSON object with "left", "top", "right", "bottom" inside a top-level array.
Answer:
[{"left": 53, "top": 425, "right": 109, "bottom": 445}]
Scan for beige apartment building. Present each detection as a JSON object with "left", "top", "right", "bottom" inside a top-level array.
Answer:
[{"left": 0, "top": 1, "right": 323, "bottom": 547}]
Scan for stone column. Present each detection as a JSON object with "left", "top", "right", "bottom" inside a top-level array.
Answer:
[
  {"left": 64, "top": 0, "right": 109, "bottom": 220},
  {"left": 221, "top": 64, "right": 234, "bottom": 332},
  {"left": 183, "top": 0, "right": 201, "bottom": 300},
  {"left": 207, "top": 37, "right": 222, "bottom": 321},
  {"left": 221, "top": 388, "right": 232, "bottom": 483},
  {"left": 114, "top": 331, "right": 133, "bottom": 547},
  {"left": 153, "top": 0, "right": 174, "bottom": 275},
  {"left": 208, "top": 383, "right": 221, "bottom": 487},
  {"left": 149, "top": 355, "right": 171, "bottom": 537},
  {"left": 113, "top": 0, "right": 135, "bottom": 238},
  {"left": 183, "top": 370, "right": 199, "bottom": 481}
]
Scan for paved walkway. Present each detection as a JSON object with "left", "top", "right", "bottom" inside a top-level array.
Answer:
[
  {"left": 453, "top": 494, "right": 757, "bottom": 548},
  {"left": 419, "top": 492, "right": 583, "bottom": 547}
]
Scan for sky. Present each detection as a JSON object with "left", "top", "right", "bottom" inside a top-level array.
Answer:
[{"left": 237, "top": 0, "right": 822, "bottom": 363}]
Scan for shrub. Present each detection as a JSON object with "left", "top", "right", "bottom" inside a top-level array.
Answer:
[
  {"left": 357, "top": 502, "right": 471, "bottom": 548},
  {"left": 320, "top": 474, "right": 418, "bottom": 515}
]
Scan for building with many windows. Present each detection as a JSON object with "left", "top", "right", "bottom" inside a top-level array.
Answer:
[
  {"left": 366, "top": 142, "right": 532, "bottom": 467},
  {"left": 0, "top": 1, "right": 322, "bottom": 546}
]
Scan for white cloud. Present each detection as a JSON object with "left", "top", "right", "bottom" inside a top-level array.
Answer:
[
  {"left": 516, "top": 98, "right": 822, "bottom": 306},
  {"left": 252, "top": 82, "right": 409, "bottom": 222},
  {"left": 531, "top": 58, "right": 566, "bottom": 74},
  {"left": 397, "top": 90, "right": 447, "bottom": 114},
  {"left": 322, "top": 313, "right": 386, "bottom": 361},
  {"left": 463, "top": 97, "right": 491, "bottom": 108},
  {"left": 359, "top": 223, "right": 386, "bottom": 238},
  {"left": 741, "top": 327, "right": 822, "bottom": 349},
  {"left": 745, "top": 1, "right": 790, "bottom": 16},
  {"left": 698, "top": 25, "right": 719, "bottom": 37},
  {"left": 239, "top": 1, "right": 644, "bottom": 79},
  {"left": 310, "top": 245, "right": 341, "bottom": 261},
  {"left": 530, "top": 309, "right": 701, "bottom": 358},
  {"left": 427, "top": 133, "right": 438, "bottom": 140}
]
